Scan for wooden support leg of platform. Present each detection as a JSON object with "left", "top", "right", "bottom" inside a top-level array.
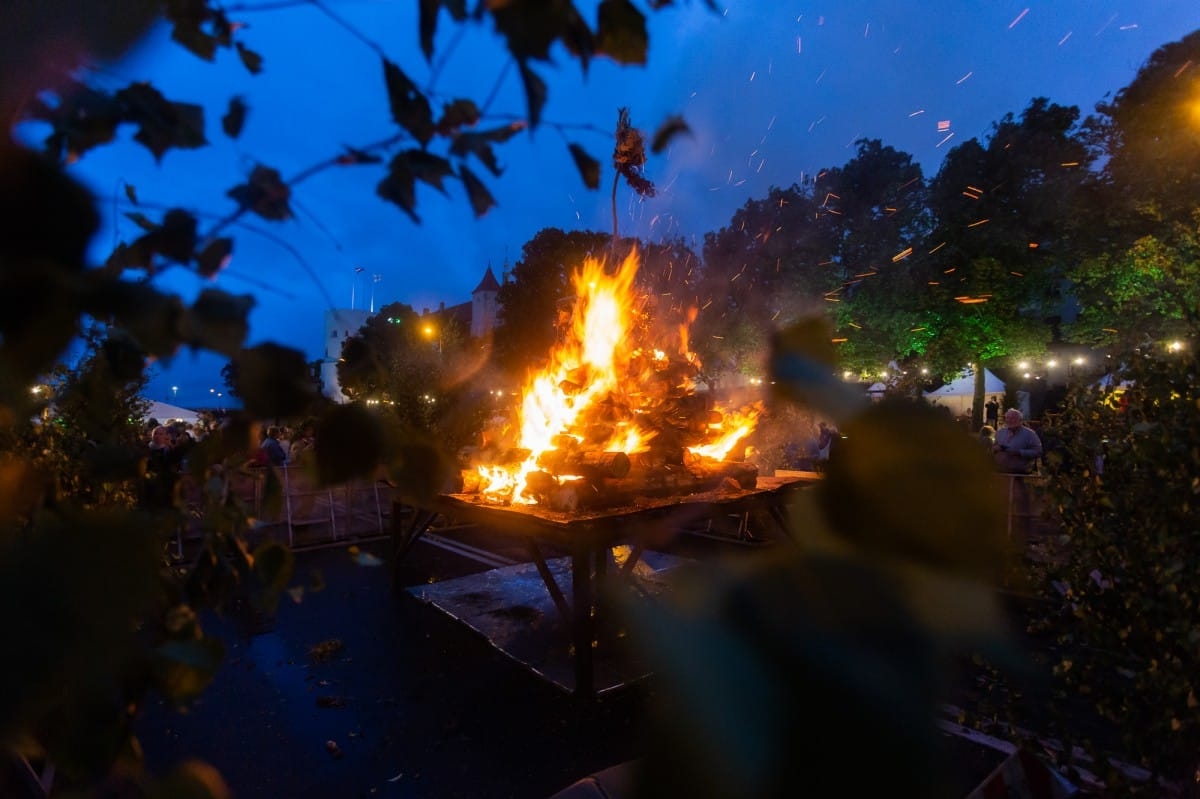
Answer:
[{"left": 572, "top": 546, "right": 595, "bottom": 700}]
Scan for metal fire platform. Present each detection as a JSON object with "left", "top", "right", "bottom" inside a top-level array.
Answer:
[{"left": 394, "top": 474, "right": 819, "bottom": 698}]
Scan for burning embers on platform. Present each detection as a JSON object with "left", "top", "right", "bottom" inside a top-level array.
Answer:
[{"left": 457, "top": 248, "right": 762, "bottom": 513}]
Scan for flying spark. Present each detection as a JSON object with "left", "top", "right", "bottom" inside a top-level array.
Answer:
[
  {"left": 956, "top": 72, "right": 973, "bottom": 85},
  {"left": 1008, "top": 8, "right": 1029, "bottom": 29},
  {"left": 1058, "top": 31, "right": 1073, "bottom": 46}
]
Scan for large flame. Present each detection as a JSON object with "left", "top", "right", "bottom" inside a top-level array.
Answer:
[{"left": 478, "top": 248, "right": 759, "bottom": 504}]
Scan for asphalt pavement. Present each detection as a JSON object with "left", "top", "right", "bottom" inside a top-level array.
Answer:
[{"left": 137, "top": 518, "right": 1009, "bottom": 799}]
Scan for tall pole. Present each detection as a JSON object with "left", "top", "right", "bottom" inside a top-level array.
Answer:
[
  {"left": 370, "top": 274, "right": 382, "bottom": 313},
  {"left": 352, "top": 266, "right": 365, "bottom": 309}
]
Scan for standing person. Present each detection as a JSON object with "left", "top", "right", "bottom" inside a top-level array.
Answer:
[
  {"left": 992, "top": 409, "right": 1042, "bottom": 474},
  {"left": 144, "top": 425, "right": 183, "bottom": 508},
  {"left": 985, "top": 396, "right": 1000, "bottom": 429},
  {"left": 816, "top": 421, "right": 840, "bottom": 466},
  {"left": 993, "top": 408, "right": 1043, "bottom": 538},
  {"left": 289, "top": 420, "right": 317, "bottom": 465},
  {"left": 277, "top": 426, "right": 293, "bottom": 461},
  {"left": 260, "top": 425, "right": 287, "bottom": 467}
]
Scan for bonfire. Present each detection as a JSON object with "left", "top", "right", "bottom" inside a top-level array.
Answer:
[{"left": 460, "top": 248, "right": 762, "bottom": 512}]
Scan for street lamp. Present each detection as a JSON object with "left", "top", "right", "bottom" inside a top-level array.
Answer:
[
  {"left": 422, "top": 323, "right": 442, "bottom": 353},
  {"left": 171, "top": 385, "right": 178, "bottom": 401}
]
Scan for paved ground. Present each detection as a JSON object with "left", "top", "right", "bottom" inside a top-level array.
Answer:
[{"left": 138, "top": 520, "right": 1010, "bottom": 798}]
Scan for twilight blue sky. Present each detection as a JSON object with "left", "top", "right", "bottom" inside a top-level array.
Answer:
[{"left": 20, "top": 1, "right": 1200, "bottom": 408}]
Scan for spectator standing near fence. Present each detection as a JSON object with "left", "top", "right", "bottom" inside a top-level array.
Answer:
[
  {"left": 993, "top": 408, "right": 1042, "bottom": 538},
  {"left": 817, "top": 421, "right": 839, "bottom": 463},
  {"left": 992, "top": 409, "right": 1042, "bottom": 474},
  {"left": 260, "top": 426, "right": 287, "bottom": 467},
  {"left": 289, "top": 421, "right": 317, "bottom": 465}
]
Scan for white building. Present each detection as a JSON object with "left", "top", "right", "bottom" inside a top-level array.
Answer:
[{"left": 319, "top": 308, "right": 372, "bottom": 403}]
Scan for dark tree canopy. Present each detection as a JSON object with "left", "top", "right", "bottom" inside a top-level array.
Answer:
[
  {"left": 1091, "top": 30, "right": 1200, "bottom": 236},
  {"left": 818, "top": 139, "right": 930, "bottom": 376},
  {"left": 695, "top": 182, "right": 841, "bottom": 384}
]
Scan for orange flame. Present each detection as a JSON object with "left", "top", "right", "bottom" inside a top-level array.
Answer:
[{"left": 478, "top": 249, "right": 760, "bottom": 504}]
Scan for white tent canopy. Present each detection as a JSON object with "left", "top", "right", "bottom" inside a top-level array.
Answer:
[
  {"left": 144, "top": 400, "right": 201, "bottom": 425},
  {"left": 923, "top": 369, "right": 1006, "bottom": 417}
]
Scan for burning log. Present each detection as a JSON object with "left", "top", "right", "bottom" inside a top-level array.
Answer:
[
  {"left": 607, "top": 459, "right": 758, "bottom": 494},
  {"left": 518, "top": 458, "right": 759, "bottom": 511},
  {"left": 460, "top": 469, "right": 482, "bottom": 493},
  {"left": 535, "top": 449, "right": 632, "bottom": 479},
  {"left": 458, "top": 446, "right": 531, "bottom": 469},
  {"left": 524, "top": 470, "right": 559, "bottom": 497},
  {"left": 546, "top": 478, "right": 594, "bottom": 513}
]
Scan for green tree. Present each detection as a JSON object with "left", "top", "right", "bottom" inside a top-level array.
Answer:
[
  {"left": 821, "top": 139, "right": 929, "bottom": 286},
  {"left": 905, "top": 99, "right": 1090, "bottom": 423},
  {"left": 1067, "top": 227, "right": 1200, "bottom": 349},
  {"left": 1065, "top": 32, "right": 1200, "bottom": 351},
  {"left": 6, "top": 329, "right": 150, "bottom": 511},
  {"left": 816, "top": 140, "right": 930, "bottom": 380},
  {"left": 1037, "top": 335, "right": 1200, "bottom": 792},
  {"left": 336, "top": 301, "right": 491, "bottom": 454},
  {"left": 1085, "top": 30, "right": 1200, "bottom": 237}
]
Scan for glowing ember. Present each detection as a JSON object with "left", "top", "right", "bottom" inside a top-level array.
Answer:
[{"left": 471, "top": 248, "right": 761, "bottom": 507}]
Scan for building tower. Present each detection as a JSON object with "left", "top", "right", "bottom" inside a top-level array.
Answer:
[{"left": 470, "top": 265, "right": 502, "bottom": 339}]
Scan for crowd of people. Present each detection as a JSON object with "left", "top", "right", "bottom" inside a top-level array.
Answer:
[{"left": 140, "top": 417, "right": 322, "bottom": 476}]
